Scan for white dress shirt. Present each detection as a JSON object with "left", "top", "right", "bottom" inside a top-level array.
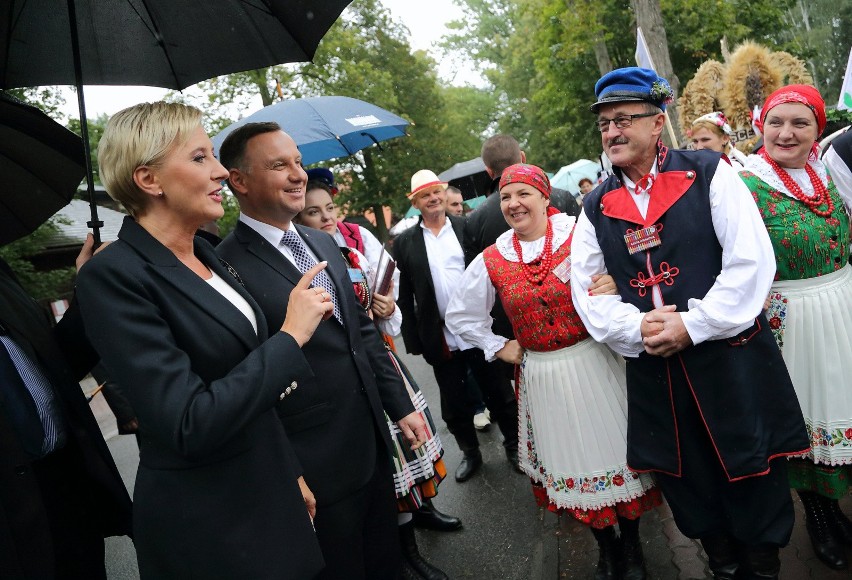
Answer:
[
  {"left": 570, "top": 158, "right": 776, "bottom": 358},
  {"left": 240, "top": 213, "right": 322, "bottom": 267},
  {"left": 824, "top": 143, "right": 852, "bottom": 209},
  {"left": 421, "top": 217, "right": 472, "bottom": 351}
]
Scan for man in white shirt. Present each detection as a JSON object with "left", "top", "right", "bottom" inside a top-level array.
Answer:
[
  {"left": 570, "top": 67, "right": 808, "bottom": 580},
  {"left": 395, "top": 170, "right": 520, "bottom": 482}
]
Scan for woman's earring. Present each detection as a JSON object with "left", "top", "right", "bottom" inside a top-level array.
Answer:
[{"left": 158, "top": 191, "right": 165, "bottom": 197}]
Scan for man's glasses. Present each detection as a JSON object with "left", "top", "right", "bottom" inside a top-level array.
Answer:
[{"left": 595, "top": 112, "right": 659, "bottom": 132}]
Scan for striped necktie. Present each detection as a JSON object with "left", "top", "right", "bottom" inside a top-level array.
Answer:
[{"left": 280, "top": 230, "right": 342, "bottom": 324}]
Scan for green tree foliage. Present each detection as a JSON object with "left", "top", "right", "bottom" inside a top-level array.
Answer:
[
  {"left": 180, "top": 0, "right": 496, "bottom": 240},
  {"left": 66, "top": 113, "right": 110, "bottom": 186},
  {"left": 0, "top": 221, "right": 76, "bottom": 302}
]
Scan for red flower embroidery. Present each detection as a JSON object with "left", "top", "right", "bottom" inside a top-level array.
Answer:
[
  {"left": 769, "top": 316, "right": 782, "bottom": 330},
  {"left": 612, "top": 474, "right": 625, "bottom": 486},
  {"left": 845, "top": 428, "right": 852, "bottom": 440},
  {"left": 566, "top": 478, "right": 575, "bottom": 490}
]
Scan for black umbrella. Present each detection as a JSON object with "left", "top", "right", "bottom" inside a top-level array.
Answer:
[
  {"left": 0, "top": 92, "right": 86, "bottom": 246},
  {"left": 438, "top": 157, "right": 492, "bottom": 200},
  {"left": 1, "top": 0, "right": 352, "bottom": 242}
]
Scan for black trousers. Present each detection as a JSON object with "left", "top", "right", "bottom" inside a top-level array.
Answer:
[
  {"left": 313, "top": 449, "right": 400, "bottom": 580},
  {"left": 431, "top": 348, "right": 518, "bottom": 453},
  {"left": 653, "top": 361, "right": 795, "bottom": 547}
]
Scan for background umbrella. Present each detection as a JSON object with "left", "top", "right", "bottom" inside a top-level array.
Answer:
[
  {"left": 1, "top": 0, "right": 352, "bottom": 242},
  {"left": 212, "top": 96, "right": 410, "bottom": 165},
  {"left": 0, "top": 93, "right": 85, "bottom": 246},
  {"left": 550, "top": 159, "right": 601, "bottom": 194},
  {"left": 438, "top": 157, "right": 492, "bottom": 200}
]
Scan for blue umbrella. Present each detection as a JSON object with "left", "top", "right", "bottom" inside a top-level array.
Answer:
[{"left": 212, "top": 96, "right": 410, "bottom": 165}]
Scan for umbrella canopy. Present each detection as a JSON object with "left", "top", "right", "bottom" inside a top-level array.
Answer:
[
  {"left": 1, "top": 0, "right": 352, "bottom": 241},
  {"left": 212, "top": 96, "right": 410, "bottom": 165},
  {"left": 438, "top": 157, "right": 492, "bottom": 199},
  {"left": 0, "top": 93, "right": 85, "bottom": 246},
  {"left": 550, "top": 159, "right": 601, "bottom": 194}
]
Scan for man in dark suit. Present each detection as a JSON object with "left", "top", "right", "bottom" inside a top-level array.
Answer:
[
  {"left": 395, "top": 169, "right": 520, "bottom": 483},
  {"left": 0, "top": 237, "right": 132, "bottom": 578},
  {"left": 217, "top": 122, "right": 426, "bottom": 580}
]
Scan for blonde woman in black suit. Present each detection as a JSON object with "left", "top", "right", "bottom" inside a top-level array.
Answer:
[{"left": 76, "top": 102, "right": 329, "bottom": 579}]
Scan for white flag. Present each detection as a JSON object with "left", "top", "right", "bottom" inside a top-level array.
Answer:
[
  {"left": 838, "top": 44, "right": 852, "bottom": 111},
  {"left": 635, "top": 27, "right": 656, "bottom": 71}
]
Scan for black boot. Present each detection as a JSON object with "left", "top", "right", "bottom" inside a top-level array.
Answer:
[
  {"left": 412, "top": 498, "right": 463, "bottom": 532},
  {"left": 590, "top": 526, "right": 619, "bottom": 580},
  {"left": 739, "top": 543, "right": 781, "bottom": 580},
  {"left": 618, "top": 516, "right": 646, "bottom": 580},
  {"left": 399, "top": 521, "right": 449, "bottom": 580},
  {"left": 454, "top": 448, "right": 483, "bottom": 482},
  {"left": 827, "top": 497, "right": 852, "bottom": 546},
  {"left": 798, "top": 490, "right": 848, "bottom": 570},
  {"left": 700, "top": 533, "right": 740, "bottom": 579}
]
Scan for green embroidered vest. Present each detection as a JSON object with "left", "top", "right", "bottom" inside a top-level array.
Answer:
[{"left": 741, "top": 171, "right": 849, "bottom": 281}]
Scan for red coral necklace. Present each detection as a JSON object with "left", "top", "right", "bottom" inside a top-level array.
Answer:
[
  {"left": 760, "top": 151, "right": 834, "bottom": 218},
  {"left": 512, "top": 220, "right": 554, "bottom": 284}
]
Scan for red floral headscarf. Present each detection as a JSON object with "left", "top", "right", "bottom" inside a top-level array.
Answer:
[
  {"left": 499, "top": 163, "right": 552, "bottom": 198},
  {"left": 757, "top": 84, "right": 826, "bottom": 137}
]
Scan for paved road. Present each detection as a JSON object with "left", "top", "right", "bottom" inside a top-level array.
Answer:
[{"left": 88, "top": 343, "right": 852, "bottom": 579}]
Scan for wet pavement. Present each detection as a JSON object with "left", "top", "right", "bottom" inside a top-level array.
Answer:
[{"left": 86, "top": 344, "right": 852, "bottom": 579}]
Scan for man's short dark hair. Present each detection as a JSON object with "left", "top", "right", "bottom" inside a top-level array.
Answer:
[
  {"left": 446, "top": 186, "right": 462, "bottom": 195},
  {"left": 219, "top": 122, "right": 282, "bottom": 174},
  {"left": 481, "top": 134, "right": 523, "bottom": 176}
]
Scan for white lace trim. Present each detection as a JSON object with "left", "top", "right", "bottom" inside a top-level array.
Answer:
[
  {"left": 494, "top": 213, "right": 576, "bottom": 262},
  {"left": 744, "top": 155, "right": 828, "bottom": 199}
]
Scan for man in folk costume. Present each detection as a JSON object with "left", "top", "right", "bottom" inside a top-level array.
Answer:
[{"left": 570, "top": 67, "right": 809, "bottom": 580}]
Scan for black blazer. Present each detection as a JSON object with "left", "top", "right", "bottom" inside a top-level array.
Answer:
[
  {"left": 0, "top": 261, "right": 132, "bottom": 578},
  {"left": 217, "top": 222, "right": 414, "bottom": 506},
  {"left": 394, "top": 215, "right": 467, "bottom": 366},
  {"left": 76, "top": 217, "right": 323, "bottom": 580}
]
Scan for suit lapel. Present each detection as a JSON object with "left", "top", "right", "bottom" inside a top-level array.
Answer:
[
  {"left": 410, "top": 224, "right": 435, "bottom": 295},
  {"left": 118, "top": 218, "right": 259, "bottom": 351},
  {"left": 234, "top": 221, "right": 304, "bottom": 288}
]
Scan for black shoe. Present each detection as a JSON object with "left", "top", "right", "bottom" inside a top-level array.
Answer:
[
  {"left": 399, "top": 521, "right": 449, "bottom": 580},
  {"left": 740, "top": 543, "right": 781, "bottom": 580},
  {"left": 412, "top": 499, "right": 462, "bottom": 532},
  {"left": 827, "top": 498, "right": 852, "bottom": 546},
  {"left": 700, "top": 533, "right": 740, "bottom": 579},
  {"left": 799, "top": 490, "right": 849, "bottom": 570},
  {"left": 591, "top": 526, "right": 619, "bottom": 580},
  {"left": 505, "top": 446, "right": 524, "bottom": 474},
  {"left": 618, "top": 516, "right": 646, "bottom": 580},
  {"left": 454, "top": 450, "right": 483, "bottom": 482}
]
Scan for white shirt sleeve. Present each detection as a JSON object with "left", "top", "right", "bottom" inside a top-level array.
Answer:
[
  {"left": 824, "top": 146, "right": 852, "bottom": 214},
  {"left": 445, "top": 253, "right": 510, "bottom": 361},
  {"left": 569, "top": 210, "right": 645, "bottom": 358},
  {"left": 678, "top": 160, "right": 776, "bottom": 344}
]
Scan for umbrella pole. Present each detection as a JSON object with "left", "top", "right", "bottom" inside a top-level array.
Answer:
[{"left": 67, "top": 0, "right": 103, "bottom": 245}]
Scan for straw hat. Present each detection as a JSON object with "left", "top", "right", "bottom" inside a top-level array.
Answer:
[{"left": 409, "top": 169, "right": 447, "bottom": 200}]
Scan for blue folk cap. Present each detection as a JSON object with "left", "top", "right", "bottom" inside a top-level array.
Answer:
[
  {"left": 591, "top": 67, "right": 673, "bottom": 113},
  {"left": 305, "top": 167, "right": 339, "bottom": 195}
]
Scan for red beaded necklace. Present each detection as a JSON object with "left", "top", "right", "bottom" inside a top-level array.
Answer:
[
  {"left": 760, "top": 151, "right": 834, "bottom": 218},
  {"left": 512, "top": 219, "right": 554, "bottom": 284}
]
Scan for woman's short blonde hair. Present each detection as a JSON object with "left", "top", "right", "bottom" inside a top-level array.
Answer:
[{"left": 98, "top": 101, "right": 202, "bottom": 217}]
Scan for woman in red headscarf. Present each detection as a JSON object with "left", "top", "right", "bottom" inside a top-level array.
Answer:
[
  {"left": 446, "top": 164, "right": 661, "bottom": 580},
  {"left": 741, "top": 85, "right": 852, "bottom": 571}
]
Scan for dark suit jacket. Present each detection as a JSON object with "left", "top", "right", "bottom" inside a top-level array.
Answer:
[
  {"left": 461, "top": 179, "right": 581, "bottom": 338},
  {"left": 217, "top": 221, "right": 414, "bottom": 506},
  {"left": 0, "top": 260, "right": 132, "bottom": 578},
  {"left": 76, "top": 217, "right": 323, "bottom": 580},
  {"left": 394, "top": 215, "right": 467, "bottom": 367}
]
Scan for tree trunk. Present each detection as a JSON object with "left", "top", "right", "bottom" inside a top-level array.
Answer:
[
  {"left": 593, "top": 40, "right": 613, "bottom": 76},
  {"left": 631, "top": 0, "right": 682, "bottom": 145},
  {"left": 362, "top": 149, "right": 389, "bottom": 242}
]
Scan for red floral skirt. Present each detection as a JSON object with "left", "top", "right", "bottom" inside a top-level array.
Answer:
[{"left": 531, "top": 482, "right": 662, "bottom": 529}]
